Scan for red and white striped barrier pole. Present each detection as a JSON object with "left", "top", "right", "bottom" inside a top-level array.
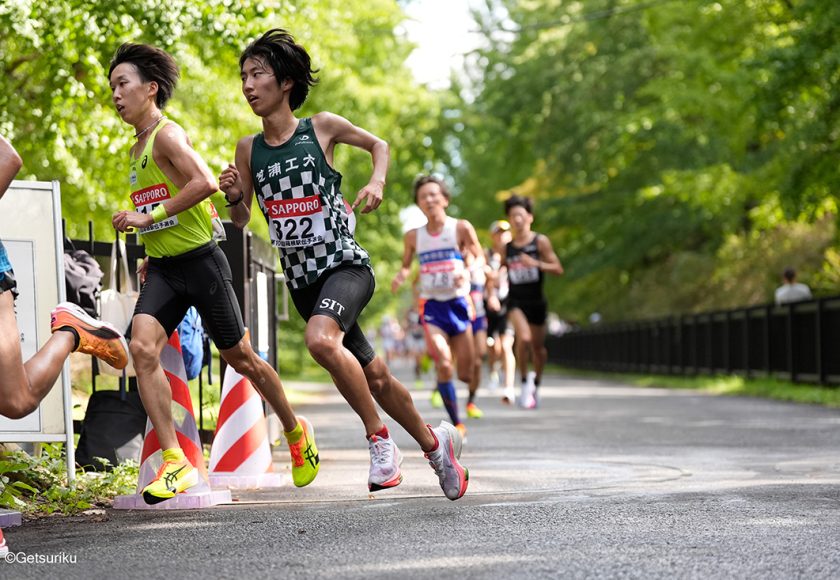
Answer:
[
  {"left": 208, "top": 365, "right": 284, "bottom": 489},
  {"left": 114, "top": 331, "right": 231, "bottom": 509}
]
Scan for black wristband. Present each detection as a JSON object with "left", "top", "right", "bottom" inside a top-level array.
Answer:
[{"left": 224, "top": 191, "right": 243, "bottom": 207}]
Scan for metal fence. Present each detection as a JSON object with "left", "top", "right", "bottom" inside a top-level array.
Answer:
[{"left": 547, "top": 295, "right": 840, "bottom": 385}]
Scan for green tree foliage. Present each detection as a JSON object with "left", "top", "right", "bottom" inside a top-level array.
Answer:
[
  {"left": 447, "top": 0, "right": 840, "bottom": 322},
  {"left": 1, "top": 0, "right": 442, "bottom": 372}
]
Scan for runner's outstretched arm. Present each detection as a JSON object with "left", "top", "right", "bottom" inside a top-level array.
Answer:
[
  {"left": 535, "top": 234, "right": 563, "bottom": 276},
  {"left": 312, "top": 112, "right": 389, "bottom": 214},
  {"left": 392, "top": 229, "right": 418, "bottom": 293}
]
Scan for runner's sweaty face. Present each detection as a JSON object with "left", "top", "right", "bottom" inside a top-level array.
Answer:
[
  {"left": 240, "top": 57, "right": 284, "bottom": 116},
  {"left": 109, "top": 63, "right": 156, "bottom": 126}
]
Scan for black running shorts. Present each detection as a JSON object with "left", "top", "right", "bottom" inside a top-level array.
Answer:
[
  {"left": 508, "top": 297, "right": 548, "bottom": 326},
  {"left": 289, "top": 265, "right": 376, "bottom": 367},
  {"left": 134, "top": 242, "right": 245, "bottom": 350}
]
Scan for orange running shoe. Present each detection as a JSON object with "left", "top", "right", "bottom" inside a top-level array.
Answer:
[
  {"left": 50, "top": 302, "right": 128, "bottom": 369},
  {"left": 466, "top": 402, "right": 484, "bottom": 419}
]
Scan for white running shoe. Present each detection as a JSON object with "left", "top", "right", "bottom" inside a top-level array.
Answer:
[
  {"left": 425, "top": 422, "right": 469, "bottom": 500},
  {"left": 368, "top": 434, "right": 403, "bottom": 491},
  {"left": 520, "top": 372, "right": 537, "bottom": 409},
  {"left": 502, "top": 384, "right": 516, "bottom": 405}
]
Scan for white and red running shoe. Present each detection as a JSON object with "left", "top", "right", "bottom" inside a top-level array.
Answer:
[
  {"left": 425, "top": 421, "right": 469, "bottom": 500},
  {"left": 368, "top": 434, "right": 403, "bottom": 491}
]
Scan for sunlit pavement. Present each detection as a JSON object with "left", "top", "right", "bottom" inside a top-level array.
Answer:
[{"left": 6, "top": 369, "right": 840, "bottom": 579}]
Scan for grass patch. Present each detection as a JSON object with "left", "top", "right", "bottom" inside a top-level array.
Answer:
[
  {"left": 550, "top": 365, "right": 840, "bottom": 407},
  {"left": 0, "top": 444, "right": 138, "bottom": 517}
]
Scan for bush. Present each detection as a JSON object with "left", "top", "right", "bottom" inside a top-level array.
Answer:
[{"left": 0, "top": 444, "right": 138, "bottom": 516}]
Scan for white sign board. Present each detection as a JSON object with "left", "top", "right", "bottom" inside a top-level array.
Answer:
[{"left": 0, "top": 181, "right": 73, "bottom": 475}]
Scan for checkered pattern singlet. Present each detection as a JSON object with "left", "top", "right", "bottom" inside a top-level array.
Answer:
[{"left": 250, "top": 118, "right": 370, "bottom": 289}]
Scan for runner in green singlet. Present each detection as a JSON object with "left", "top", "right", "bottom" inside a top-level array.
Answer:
[{"left": 108, "top": 43, "right": 319, "bottom": 504}]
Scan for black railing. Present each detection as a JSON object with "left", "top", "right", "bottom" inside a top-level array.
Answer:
[{"left": 547, "top": 295, "right": 840, "bottom": 385}]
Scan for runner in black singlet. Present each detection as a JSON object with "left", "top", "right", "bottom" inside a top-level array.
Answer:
[{"left": 501, "top": 195, "right": 563, "bottom": 409}]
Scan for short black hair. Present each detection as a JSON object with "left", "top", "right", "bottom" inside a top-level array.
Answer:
[
  {"left": 783, "top": 267, "right": 796, "bottom": 282},
  {"left": 413, "top": 175, "right": 450, "bottom": 204},
  {"left": 504, "top": 193, "right": 533, "bottom": 215},
  {"left": 108, "top": 43, "right": 180, "bottom": 109},
  {"left": 239, "top": 29, "right": 319, "bottom": 111}
]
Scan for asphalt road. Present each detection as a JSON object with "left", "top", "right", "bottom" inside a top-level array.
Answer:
[{"left": 4, "top": 370, "right": 840, "bottom": 579}]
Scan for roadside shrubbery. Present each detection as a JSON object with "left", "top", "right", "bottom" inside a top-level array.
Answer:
[{"left": 0, "top": 444, "right": 137, "bottom": 516}]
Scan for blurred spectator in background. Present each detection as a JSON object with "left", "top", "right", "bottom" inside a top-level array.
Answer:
[{"left": 775, "top": 267, "right": 812, "bottom": 305}]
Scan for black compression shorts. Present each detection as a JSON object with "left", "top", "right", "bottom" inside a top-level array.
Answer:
[
  {"left": 289, "top": 264, "right": 376, "bottom": 367},
  {"left": 508, "top": 297, "right": 548, "bottom": 326},
  {"left": 134, "top": 242, "right": 245, "bottom": 350}
]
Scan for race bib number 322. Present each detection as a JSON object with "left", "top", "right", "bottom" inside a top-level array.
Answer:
[{"left": 265, "top": 196, "right": 327, "bottom": 248}]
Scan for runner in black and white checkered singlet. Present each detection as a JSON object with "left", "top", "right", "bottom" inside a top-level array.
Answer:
[
  {"left": 249, "top": 117, "right": 370, "bottom": 289},
  {"left": 220, "top": 29, "right": 469, "bottom": 500}
]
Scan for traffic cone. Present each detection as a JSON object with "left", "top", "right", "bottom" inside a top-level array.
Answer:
[
  {"left": 208, "top": 365, "right": 285, "bottom": 489},
  {"left": 114, "top": 331, "right": 231, "bottom": 509}
]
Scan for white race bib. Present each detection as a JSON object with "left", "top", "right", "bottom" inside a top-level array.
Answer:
[
  {"left": 265, "top": 195, "right": 327, "bottom": 249},
  {"left": 131, "top": 184, "right": 178, "bottom": 233},
  {"left": 420, "top": 270, "right": 457, "bottom": 291}
]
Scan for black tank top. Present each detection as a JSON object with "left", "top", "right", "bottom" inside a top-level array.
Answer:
[{"left": 506, "top": 234, "right": 544, "bottom": 302}]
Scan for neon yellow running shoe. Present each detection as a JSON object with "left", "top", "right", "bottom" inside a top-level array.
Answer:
[
  {"left": 431, "top": 389, "right": 443, "bottom": 408},
  {"left": 288, "top": 416, "right": 319, "bottom": 487},
  {"left": 466, "top": 402, "right": 484, "bottom": 419},
  {"left": 142, "top": 459, "right": 198, "bottom": 505}
]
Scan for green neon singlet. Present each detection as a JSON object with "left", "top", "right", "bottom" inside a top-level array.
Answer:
[{"left": 128, "top": 119, "right": 215, "bottom": 258}]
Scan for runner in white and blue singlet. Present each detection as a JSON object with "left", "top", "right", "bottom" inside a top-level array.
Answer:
[{"left": 393, "top": 175, "right": 485, "bottom": 439}]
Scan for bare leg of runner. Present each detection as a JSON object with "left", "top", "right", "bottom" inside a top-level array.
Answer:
[
  {"left": 0, "top": 292, "right": 74, "bottom": 418},
  {"left": 305, "top": 314, "right": 385, "bottom": 435}
]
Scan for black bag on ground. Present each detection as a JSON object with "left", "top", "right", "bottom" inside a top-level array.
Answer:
[{"left": 76, "top": 390, "right": 147, "bottom": 471}]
